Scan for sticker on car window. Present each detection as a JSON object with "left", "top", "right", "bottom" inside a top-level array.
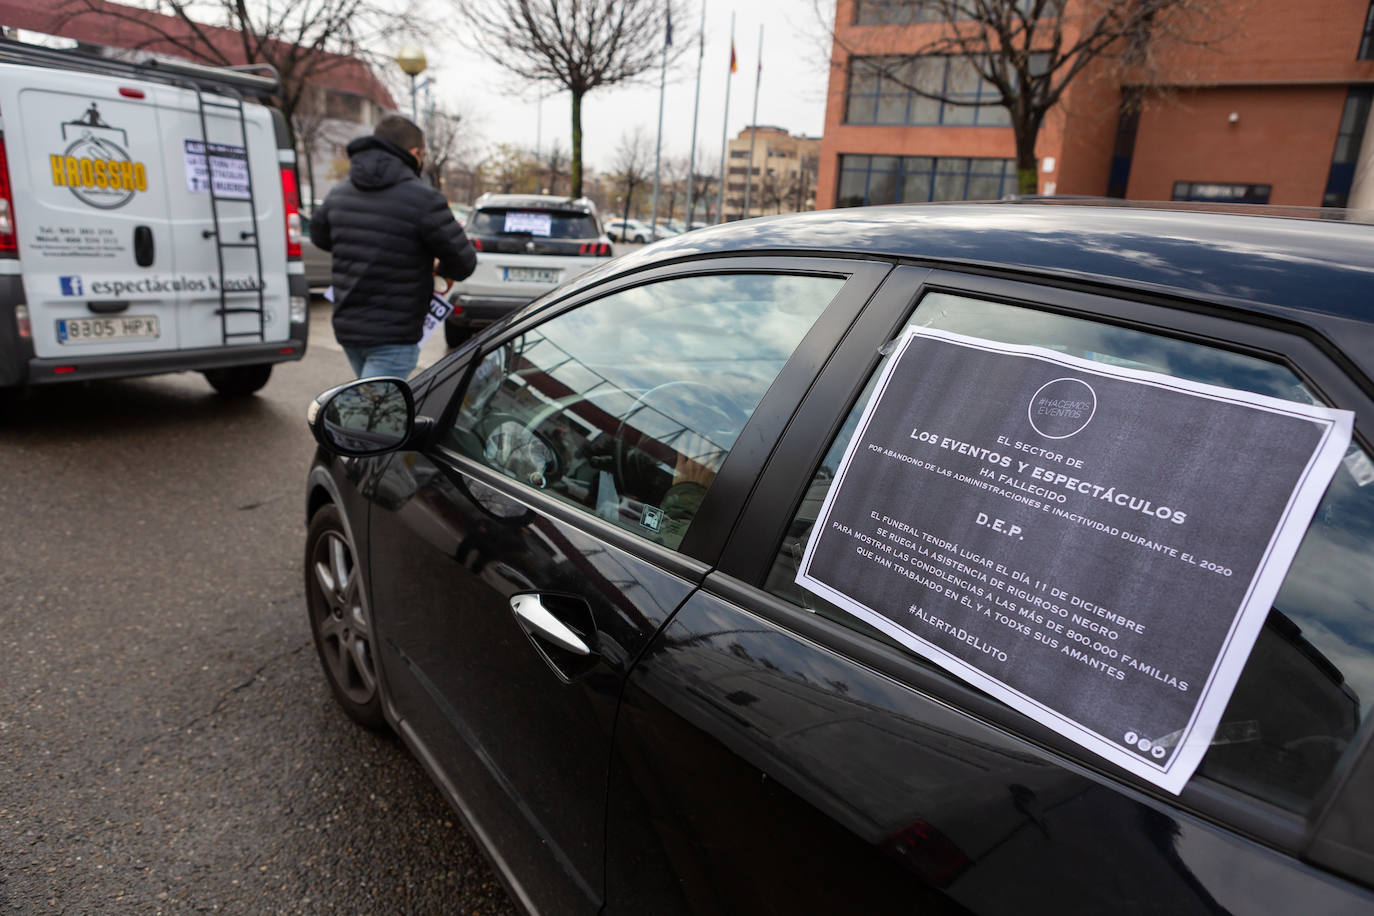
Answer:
[
  {"left": 796, "top": 326, "right": 1352, "bottom": 795},
  {"left": 504, "top": 211, "right": 553, "bottom": 236}
]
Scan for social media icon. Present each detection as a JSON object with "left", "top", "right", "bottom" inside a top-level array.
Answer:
[
  {"left": 1124, "top": 731, "right": 1139, "bottom": 746},
  {"left": 1151, "top": 745, "right": 1167, "bottom": 759},
  {"left": 59, "top": 276, "right": 84, "bottom": 297}
]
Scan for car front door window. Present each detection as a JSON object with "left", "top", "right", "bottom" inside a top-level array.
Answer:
[{"left": 444, "top": 272, "right": 846, "bottom": 549}]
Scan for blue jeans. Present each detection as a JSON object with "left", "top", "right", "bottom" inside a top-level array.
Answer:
[{"left": 343, "top": 343, "right": 420, "bottom": 380}]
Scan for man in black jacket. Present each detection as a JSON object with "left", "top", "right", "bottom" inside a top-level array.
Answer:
[{"left": 309, "top": 116, "right": 476, "bottom": 378}]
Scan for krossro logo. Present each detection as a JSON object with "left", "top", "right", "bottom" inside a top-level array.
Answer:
[{"left": 1028, "top": 377, "right": 1097, "bottom": 439}]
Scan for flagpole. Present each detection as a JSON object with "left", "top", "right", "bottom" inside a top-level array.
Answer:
[
  {"left": 715, "top": 12, "right": 735, "bottom": 224},
  {"left": 743, "top": 24, "right": 762, "bottom": 219},
  {"left": 649, "top": 11, "right": 671, "bottom": 236},
  {"left": 684, "top": 1, "right": 706, "bottom": 227}
]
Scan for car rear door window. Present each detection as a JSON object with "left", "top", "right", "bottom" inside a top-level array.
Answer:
[
  {"left": 443, "top": 272, "right": 846, "bottom": 549},
  {"left": 468, "top": 208, "right": 600, "bottom": 239},
  {"left": 767, "top": 291, "right": 1374, "bottom": 813}
]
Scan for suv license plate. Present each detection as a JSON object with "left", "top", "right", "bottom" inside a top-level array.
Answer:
[
  {"left": 57, "top": 316, "right": 161, "bottom": 343},
  {"left": 503, "top": 267, "right": 560, "bottom": 284}
]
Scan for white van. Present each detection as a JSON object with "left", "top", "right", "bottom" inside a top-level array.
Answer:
[{"left": 0, "top": 36, "right": 308, "bottom": 396}]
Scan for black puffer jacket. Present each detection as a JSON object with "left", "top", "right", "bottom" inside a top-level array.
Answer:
[{"left": 310, "top": 136, "right": 476, "bottom": 347}]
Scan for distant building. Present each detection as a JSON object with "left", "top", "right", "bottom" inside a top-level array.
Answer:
[
  {"left": 723, "top": 126, "right": 821, "bottom": 220},
  {"left": 0, "top": 0, "right": 395, "bottom": 204},
  {"left": 817, "top": 0, "right": 1374, "bottom": 209}
]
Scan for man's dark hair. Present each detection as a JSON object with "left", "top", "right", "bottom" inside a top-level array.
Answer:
[{"left": 374, "top": 115, "right": 425, "bottom": 152}]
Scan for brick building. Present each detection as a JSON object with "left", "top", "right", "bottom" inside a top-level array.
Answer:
[{"left": 816, "top": 0, "right": 1374, "bottom": 210}]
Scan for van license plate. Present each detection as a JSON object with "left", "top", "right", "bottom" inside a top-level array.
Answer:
[
  {"left": 57, "top": 316, "right": 161, "bottom": 343},
  {"left": 503, "top": 267, "right": 560, "bottom": 284}
]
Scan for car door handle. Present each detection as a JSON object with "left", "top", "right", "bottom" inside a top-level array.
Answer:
[{"left": 510, "top": 594, "right": 591, "bottom": 656}]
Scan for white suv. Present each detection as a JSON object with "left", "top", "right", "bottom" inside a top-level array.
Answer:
[{"left": 445, "top": 194, "right": 612, "bottom": 346}]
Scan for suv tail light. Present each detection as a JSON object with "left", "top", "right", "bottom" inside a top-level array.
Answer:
[
  {"left": 0, "top": 136, "right": 16, "bottom": 254},
  {"left": 577, "top": 242, "right": 611, "bottom": 256},
  {"left": 472, "top": 237, "right": 484, "bottom": 251},
  {"left": 280, "top": 166, "right": 302, "bottom": 259}
]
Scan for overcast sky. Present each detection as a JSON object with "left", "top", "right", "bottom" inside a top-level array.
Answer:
[{"left": 412, "top": 0, "right": 834, "bottom": 176}]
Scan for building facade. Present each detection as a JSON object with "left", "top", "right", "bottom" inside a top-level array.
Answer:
[
  {"left": 817, "top": 0, "right": 1374, "bottom": 209},
  {"left": 723, "top": 126, "right": 821, "bottom": 220}
]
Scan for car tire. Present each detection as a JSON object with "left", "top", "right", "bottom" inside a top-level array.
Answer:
[
  {"left": 204, "top": 363, "right": 272, "bottom": 396},
  {"left": 634, "top": 234, "right": 647, "bottom": 243},
  {"left": 305, "top": 504, "right": 386, "bottom": 730},
  {"left": 444, "top": 321, "right": 474, "bottom": 348}
]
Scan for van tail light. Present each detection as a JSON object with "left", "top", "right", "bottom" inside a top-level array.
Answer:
[
  {"left": 15, "top": 304, "right": 30, "bottom": 339},
  {"left": 577, "top": 242, "right": 611, "bottom": 256},
  {"left": 0, "top": 136, "right": 16, "bottom": 253},
  {"left": 280, "top": 166, "right": 302, "bottom": 259}
]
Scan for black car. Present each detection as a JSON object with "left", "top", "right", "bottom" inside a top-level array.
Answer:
[{"left": 303, "top": 203, "right": 1374, "bottom": 915}]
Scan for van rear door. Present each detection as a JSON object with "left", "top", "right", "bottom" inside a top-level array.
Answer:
[
  {"left": 150, "top": 84, "right": 290, "bottom": 350},
  {"left": 2, "top": 65, "right": 183, "bottom": 359}
]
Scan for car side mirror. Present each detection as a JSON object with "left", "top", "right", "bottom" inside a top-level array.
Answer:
[{"left": 307, "top": 377, "right": 432, "bottom": 456}]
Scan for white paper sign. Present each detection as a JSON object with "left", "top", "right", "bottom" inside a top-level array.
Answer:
[
  {"left": 797, "top": 327, "right": 1353, "bottom": 794},
  {"left": 504, "top": 211, "right": 552, "bottom": 236},
  {"left": 419, "top": 293, "right": 454, "bottom": 346},
  {"left": 184, "top": 140, "right": 251, "bottom": 200}
]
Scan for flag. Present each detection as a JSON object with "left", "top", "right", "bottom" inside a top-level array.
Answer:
[
  {"left": 729, "top": 41, "right": 737, "bottom": 73},
  {"left": 666, "top": 10, "right": 673, "bottom": 47}
]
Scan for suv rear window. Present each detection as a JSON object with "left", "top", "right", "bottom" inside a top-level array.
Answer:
[{"left": 468, "top": 208, "right": 600, "bottom": 240}]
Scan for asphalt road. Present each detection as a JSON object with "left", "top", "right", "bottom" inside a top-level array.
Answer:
[{"left": 0, "top": 300, "right": 518, "bottom": 915}]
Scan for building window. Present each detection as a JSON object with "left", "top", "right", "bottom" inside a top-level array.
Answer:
[
  {"left": 1171, "top": 182, "right": 1272, "bottom": 204},
  {"left": 855, "top": 0, "right": 1057, "bottom": 26},
  {"left": 836, "top": 154, "right": 1016, "bottom": 207},
  {"left": 845, "top": 56, "right": 1011, "bottom": 127},
  {"left": 853, "top": 0, "right": 942, "bottom": 25},
  {"left": 1361, "top": 1, "right": 1374, "bottom": 59},
  {"left": 729, "top": 149, "right": 750, "bottom": 159},
  {"left": 325, "top": 89, "right": 364, "bottom": 121},
  {"left": 1324, "top": 87, "right": 1373, "bottom": 207}
]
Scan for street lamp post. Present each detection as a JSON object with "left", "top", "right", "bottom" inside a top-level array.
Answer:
[{"left": 396, "top": 45, "right": 428, "bottom": 123}]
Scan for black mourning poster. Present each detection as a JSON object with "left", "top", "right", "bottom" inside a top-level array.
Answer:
[{"left": 797, "top": 327, "right": 1353, "bottom": 793}]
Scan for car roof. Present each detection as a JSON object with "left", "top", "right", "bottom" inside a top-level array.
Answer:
[
  {"left": 476, "top": 194, "right": 595, "bottom": 214},
  {"left": 595, "top": 202, "right": 1374, "bottom": 381}
]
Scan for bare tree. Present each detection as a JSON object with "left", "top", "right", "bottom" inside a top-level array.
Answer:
[
  {"left": 487, "top": 143, "right": 543, "bottom": 194},
  {"left": 57, "top": 0, "right": 428, "bottom": 140},
  {"left": 685, "top": 146, "right": 718, "bottom": 225},
  {"left": 423, "top": 110, "right": 470, "bottom": 192},
  {"left": 290, "top": 83, "right": 330, "bottom": 210},
  {"left": 822, "top": 0, "right": 1227, "bottom": 194},
  {"left": 759, "top": 168, "right": 787, "bottom": 214},
  {"left": 609, "top": 127, "right": 653, "bottom": 225},
  {"left": 456, "top": 0, "right": 688, "bottom": 198},
  {"left": 542, "top": 140, "right": 570, "bottom": 196}
]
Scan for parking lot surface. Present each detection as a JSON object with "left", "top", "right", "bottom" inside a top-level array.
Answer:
[{"left": 0, "top": 300, "right": 517, "bottom": 914}]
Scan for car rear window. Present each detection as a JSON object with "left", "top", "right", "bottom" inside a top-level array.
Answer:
[
  {"left": 767, "top": 291, "right": 1374, "bottom": 814},
  {"left": 468, "top": 208, "right": 600, "bottom": 240}
]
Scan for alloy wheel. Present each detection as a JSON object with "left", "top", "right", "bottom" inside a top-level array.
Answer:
[{"left": 310, "top": 527, "right": 377, "bottom": 705}]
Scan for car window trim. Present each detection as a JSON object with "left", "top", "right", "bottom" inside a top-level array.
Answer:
[
  {"left": 429, "top": 255, "right": 892, "bottom": 570},
  {"left": 431, "top": 452, "right": 715, "bottom": 585},
  {"left": 720, "top": 264, "right": 1374, "bottom": 860}
]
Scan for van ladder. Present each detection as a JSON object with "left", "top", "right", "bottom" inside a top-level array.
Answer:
[{"left": 193, "top": 88, "right": 267, "bottom": 344}]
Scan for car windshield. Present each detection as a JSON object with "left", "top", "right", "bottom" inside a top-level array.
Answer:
[{"left": 468, "top": 208, "right": 599, "bottom": 240}]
